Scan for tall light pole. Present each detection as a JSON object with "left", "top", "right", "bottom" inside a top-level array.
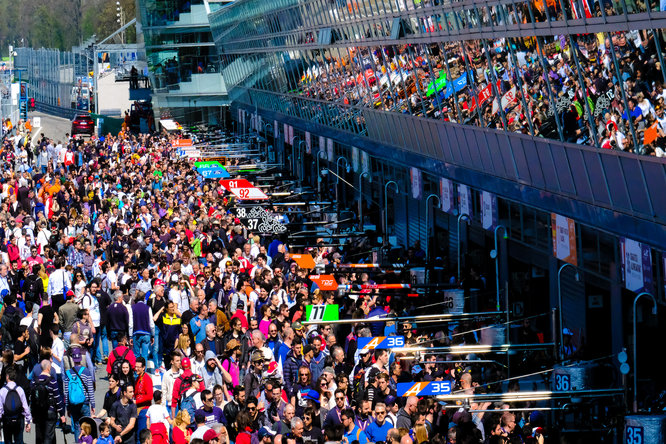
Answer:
[
  {"left": 490, "top": 225, "right": 508, "bottom": 312},
  {"left": 358, "top": 171, "right": 369, "bottom": 231},
  {"left": 456, "top": 213, "right": 469, "bottom": 283},
  {"left": 424, "top": 194, "right": 440, "bottom": 263},
  {"left": 116, "top": 1, "right": 125, "bottom": 44},
  {"left": 632, "top": 291, "right": 657, "bottom": 412},
  {"left": 557, "top": 263, "right": 579, "bottom": 360},
  {"left": 384, "top": 181, "right": 399, "bottom": 245}
]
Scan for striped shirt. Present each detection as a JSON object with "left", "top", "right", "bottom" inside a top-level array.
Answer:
[
  {"left": 63, "top": 365, "right": 96, "bottom": 410},
  {"left": 35, "top": 373, "right": 65, "bottom": 417}
]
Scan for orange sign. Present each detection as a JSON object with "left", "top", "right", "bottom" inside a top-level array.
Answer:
[
  {"left": 173, "top": 139, "right": 193, "bottom": 147},
  {"left": 291, "top": 254, "right": 316, "bottom": 269},
  {"left": 309, "top": 275, "right": 338, "bottom": 291}
]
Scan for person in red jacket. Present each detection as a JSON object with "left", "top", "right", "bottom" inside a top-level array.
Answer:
[
  {"left": 107, "top": 332, "right": 137, "bottom": 375},
  {"left": 171, "top": 357, "right": 203, "bottom": 417},
  {"left": 135, "top": 358, "right": 153, "bottom": 444}
]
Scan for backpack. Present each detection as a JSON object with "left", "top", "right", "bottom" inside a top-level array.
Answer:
[
  {"left": 178, "top": 389, "right": 197, "bottom": 425},
  {"left": 3, "top": 387, "right": 23, "bottom": 425},
  {"left": 67, "top": 367, "right": 87, "bottom": 405},
  {"left": 30, "top": 378, "right": 52, "bottom": 420},
  {"left": 176, "top": 374, "right": 194, "bottom": 402},
  {"left": 112, "top": 348, "right": 130, "bottom": 376}
]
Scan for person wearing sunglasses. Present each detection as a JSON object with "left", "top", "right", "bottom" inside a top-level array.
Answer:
[
  {"left": 366, "top": 402, "right": 392, "bottom": 443},
  {"left": 243, "top": 351, "right": 265, "bottom": 398},
  {"left": 341, "top": 408, "right": 368, "bottom": 444},
  {"left": 194, "top": 389, "right": 225, "bottom": 426}
]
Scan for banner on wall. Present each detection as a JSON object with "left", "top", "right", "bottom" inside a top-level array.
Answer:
[
  {"left": 327, "top": 138, "right": 334, "bottom": 161},
  {"left": 481, "top": 191, "right": 497, "bottom": 230},
  {"left": 410, "top": 168, "right": 422, "bottom": 200},
  {"left": 444, "top": 73, "right": 468, "bottom": 99},
  {"left": 305, "top": 132, "right": 311, "bottom": 154},
  {"left": 551, "top": 213, "right": 577, "bottom": 266},
  {"left": 361, "top": 151, "right": 371, "bottom": 182},
  {"left": 352, "top": 147, "right": 360, "bottom": 173},
  {"left": 440, "top": 178, "right": 454, "bottom": 213},
  {"left": 458, "top": 184, "right": 472, "bottom": 218},
  {"left": 284, "top": 123, "right": 289, "bottom": 144},
  {"left": 620, "top": 238, "right": 653, "bottom": 293}
]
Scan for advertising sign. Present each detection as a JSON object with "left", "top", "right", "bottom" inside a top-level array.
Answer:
[
  {"left": 551, "top": 213, "right": 577, "bottom": 266},
  {"left": 481, "top": 191, "right": 497, "bottom": 230},
  {"left": 620, "top": 238, "right": 653, "bottom": 293},
  {"left": 440, "top": 178, "right": 454, "bottom": 213},
  {"left": 458, "top": 184, "right": 472, "bottom": 217},
  {"left": 410, "top": 168, "right": 422, "bottom": 200}
]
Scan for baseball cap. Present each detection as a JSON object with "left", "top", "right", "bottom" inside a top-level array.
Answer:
[
  {"left": 411, "top": 365, "right": 423, "bottom": 374},
  {"left": 251, "top": 351, "right": 265, "bottom": 362},
  {"left": 292, "top": 321, "right": 304, "bottom": 331},
  {"left": 70, "top": 347, "right": 83, "bottom": 363},
  {"left": 304, "top": 389, "right": 320, "bottom": 404},
  {"left": 203, "top": 429, "right": 220, "bottom": 442},
  {"left": 384, "top": 395, "right": 398, "bottom": 406},
  {"left": 258, "top": 428, "right": 277, "bottom": 439},
  {"left": 181, "top": 357, "right": 191, "bottom": 369}
]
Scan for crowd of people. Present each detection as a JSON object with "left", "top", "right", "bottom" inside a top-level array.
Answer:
[
  {"left": 0, "top": 123, "right": 552, "bottom": 444},
  {"left": 256, "top": 2, "right": 666, "bottom": 157}
]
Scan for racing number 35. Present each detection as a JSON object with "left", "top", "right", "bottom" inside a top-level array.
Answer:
[{"left": 626, "top": 426, "right": 643, "bottom": 444}]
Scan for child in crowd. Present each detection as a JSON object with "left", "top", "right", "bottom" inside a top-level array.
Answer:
[
  {"left": 97, "top": 424, "right": 114, "bottom": 444},
  {"left": 79, "top": 422, "right": 94, "bottom": 444}
]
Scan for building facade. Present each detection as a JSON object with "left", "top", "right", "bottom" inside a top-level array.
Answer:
[
  {"left": 135, "top": 0, "right": 232, "bottom": 124},
  {"left": 210, "top": 0, "right": 666, "bottom": 404}
]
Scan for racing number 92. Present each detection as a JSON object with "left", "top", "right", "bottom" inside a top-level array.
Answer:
[
  {"left": 626, "top": 426, "right": 643, "bottom": 444},
  {"left": 239, "top": 188, "right": 250, "bottom": 199}
]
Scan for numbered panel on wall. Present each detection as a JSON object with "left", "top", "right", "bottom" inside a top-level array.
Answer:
[{"left": 305, "top": 304, "right": 339, "bottom": 322}]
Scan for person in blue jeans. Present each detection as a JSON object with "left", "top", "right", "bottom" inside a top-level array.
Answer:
[
  {"left": 131, "top": 293, "right": 155, "bottom": 366},
  {"left": 63, "top": 349, "right": 95, "bottom": 443}
]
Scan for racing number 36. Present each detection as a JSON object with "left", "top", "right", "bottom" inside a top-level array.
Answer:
[
  {"left": 626, "top": 426, "right": 643, "bottom": 444},
  {"left": 554, "top": 374, "right": 570, "bottom": 391},
  {"left": 386, "top": 336, "right": 404, "bottom": 347}
]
